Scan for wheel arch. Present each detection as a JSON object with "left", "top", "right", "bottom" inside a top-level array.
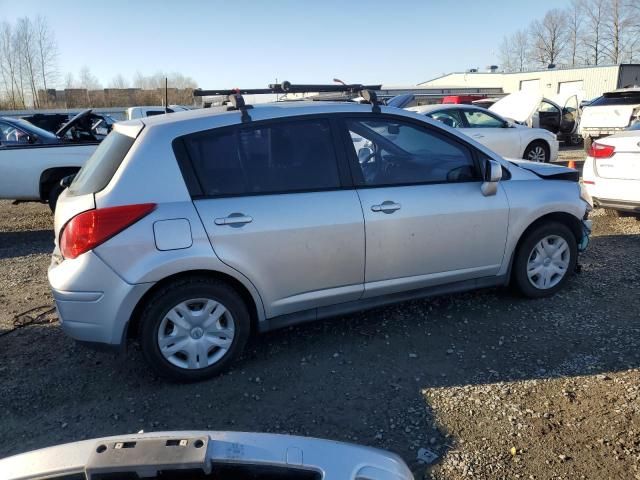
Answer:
[
  {"left": 126, "top": 269, "right": 262, "bottom": 341},
  {"left": 39, "top": 167, "right": 81, "bottom": 201},
  {"left": 507, "top": 211, "right": 583, "bottom": 280}
]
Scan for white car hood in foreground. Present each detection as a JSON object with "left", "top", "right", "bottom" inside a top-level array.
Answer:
[{"left": 490, "top": 91, "right": 543, "bottom": 124}]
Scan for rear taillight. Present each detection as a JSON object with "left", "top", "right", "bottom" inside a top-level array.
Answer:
[
  {"left": 588, "top": 142, "right": 615, "bottom": 158},
  {"left": 60, "top": 203, "right": 156, "bottom": 259}
]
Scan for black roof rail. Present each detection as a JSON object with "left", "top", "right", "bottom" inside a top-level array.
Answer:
[
  {"left": 192, "top": 81, "right": 383, "bottom": 120},
  {"left": 192, "top": 81, "right": 382, "bottom": 97}
]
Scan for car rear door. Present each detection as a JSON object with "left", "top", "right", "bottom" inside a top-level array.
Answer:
[
  {"left": 339, "top": 114, "right": 509, "bottom": 298},
  {"left": 184, "top": 116, "right": 365, "bottom": 318},
  {"left": 458, "top": 108, "right": 522, "bottom": 158}
]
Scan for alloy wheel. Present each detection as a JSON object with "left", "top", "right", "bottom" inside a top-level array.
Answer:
[
  {"left": 157, "top": 298, "right": 235, "bottom": 370},
  {"left": 527, "top": 145, "right": 547, "bottom": 162},
  {"left": 526, "top": 235, "right": 570, "bottom": 289}
]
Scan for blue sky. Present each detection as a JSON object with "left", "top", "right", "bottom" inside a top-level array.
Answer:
[{"left": 2, "top": 0, "right": 570, "bottom": 88}]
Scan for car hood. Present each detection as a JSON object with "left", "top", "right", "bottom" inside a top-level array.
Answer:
[
  {"left": 490, "top": 91, "right": 543, "bottom": 124},
  {"left": 505, "top": 158, "right": 579, "bottom": 181},
  {"left": 55, "top": 108, "right": 93, "bottom": 137}
]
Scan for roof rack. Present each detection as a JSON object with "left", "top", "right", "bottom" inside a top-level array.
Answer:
[{"left": 192, "top": 81, "right": 383, "bottom": 122}]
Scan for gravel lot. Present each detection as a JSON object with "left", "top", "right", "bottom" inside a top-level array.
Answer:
[{"left": 1, "top": 194, "right": 639, "bottom": 479}]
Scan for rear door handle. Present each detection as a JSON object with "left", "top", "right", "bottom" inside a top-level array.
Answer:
[
  {"left": 371, "top": 201, "right": 401, "bottom": 214},
  {"left": 214, "top": 214, "right": 253, "bottom": 226}
]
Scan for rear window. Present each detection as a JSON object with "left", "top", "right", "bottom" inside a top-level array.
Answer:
[
  {"left": 68, "top": 131, "right": 135, "bottom": 196},
  {"left": 590, "top": 93, "right": 640, "bottom": 106},
  {"left": 183, "top": 119, "right": 340, "bottom": 197}
]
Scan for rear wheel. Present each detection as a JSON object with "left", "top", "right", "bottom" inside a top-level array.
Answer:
[
  {"left": 523, "top": 141, "right": 550, "bottom": 163},
  {"left": 140, "top": 277, "right": 250, "bottom": 382},
  {"left": 512, "top": 222, "right": 577, "bottom": 298},
  {"left": 583, "top": 136, "right": 593, "bottom": 153}
]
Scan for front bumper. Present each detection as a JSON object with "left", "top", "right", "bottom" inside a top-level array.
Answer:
[
  {"left": 0, "top": 431, "right": 414, "bottom": 480},
  {"left": 579, "top": 219, "right": 592, "bottom": 252},
  {"left": 48, "top": 251, "right": 152, "bottom": 347}
]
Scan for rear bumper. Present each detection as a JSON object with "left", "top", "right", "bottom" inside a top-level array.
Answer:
[
  {"left": 593, "top": 197, "right": 640, "bottom": 212},
  {"left": 48, "top": 252, "right": 153, "bottom": 346}
]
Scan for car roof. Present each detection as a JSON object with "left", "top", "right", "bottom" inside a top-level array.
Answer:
[{"left": 122, "top": 101, "right": 428, "bottom": 134}]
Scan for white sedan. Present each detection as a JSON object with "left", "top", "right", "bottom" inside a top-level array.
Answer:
[
  {"left": 583, "top": 124, "right": 640, "bottom": 217},
  {"left": 407, "top": 104, "right": 559, "bottom": 163}
]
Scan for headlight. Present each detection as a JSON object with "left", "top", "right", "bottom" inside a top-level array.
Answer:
[{"left": 579, "top": 182, "right": 593, "bottom": 208}]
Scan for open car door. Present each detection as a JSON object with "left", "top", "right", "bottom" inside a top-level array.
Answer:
[{"left": 560, "top": 94, "right": 580, "bottom": 135}]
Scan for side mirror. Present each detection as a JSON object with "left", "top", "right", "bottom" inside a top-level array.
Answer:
[
  {"left": 60, "top": 174, "right": 76, "bottom": 189},
  {"left": 481, "top": 159, "right": 502, "bottom": 196},
  {"left": 358, "top": 147, "right": 373, "bottom": 163}
]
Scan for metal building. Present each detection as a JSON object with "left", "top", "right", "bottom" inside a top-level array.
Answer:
[{"left": 419, "top": 64, "right": 640, "bottom": 100}]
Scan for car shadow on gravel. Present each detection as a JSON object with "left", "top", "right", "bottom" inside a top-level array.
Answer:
[
  {"left": 0, "top": 230, "right": 53, "bottom": 259},
  {"left": 0, "top": 233, "right": 638, "bottom": 468}
]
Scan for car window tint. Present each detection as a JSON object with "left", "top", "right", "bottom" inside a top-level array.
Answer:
[
  {"left": 429, "top": 110, "right": 463, "bottom": 128},
  {"left": 346, "top": 118, "right": 478, "bottom": 186},
  {"left": 539, "top": 101, "right": 560, "bottom": 113},
  {"left": 591, "top": 93, "right": 640, "bottom": 106},
  {"left": 462, "top": 110, "right": 504, "bottom": 128},
  {"left": 186, "top": 119, "right": 340, "bottom": 196}
]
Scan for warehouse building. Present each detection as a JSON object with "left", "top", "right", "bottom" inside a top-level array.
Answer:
[{"left": 419, "top": 64, "right": 640, "bottom": 100}]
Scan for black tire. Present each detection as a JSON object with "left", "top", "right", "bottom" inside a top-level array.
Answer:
[
  {"left": 512, "top": 222, "right": 577, "bottom": 298},
  {"left": 139, "top": 277, "right": 250, "bottom": 382},
  {"left": 47, "top": 182, "right": 65, "bottom": 213},
  {"left": 583, "top": 136, "right": 592, "bottom": 153},
  {"left": 523, "top": 141, "right": 550, "bottom": 163}
]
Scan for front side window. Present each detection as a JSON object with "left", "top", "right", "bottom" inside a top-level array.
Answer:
[
  {"left": 428, "top": 110, "right": 463, "bottom": 128},
  {"left": 185, "top": 118, "right": 340, "bottom": 196},
  {"left": 346, "top": 117, "right": 478, "bottom": 186},
  {"left": 462, "top": 110, "right": 505, "bottom": 128},
  {"left": 0, "top": 121, "right": 30, "bottom": 145}
]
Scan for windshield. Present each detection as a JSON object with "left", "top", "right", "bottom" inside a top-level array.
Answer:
[
  {"left": 590, "top": 92, "right": 640, "bottom": 106},
  {"left": 68, "top": 131, "right": 135, "bottom": 196},
  {"left": 11, "top": 118, "right": 59, "bottom": 139}
]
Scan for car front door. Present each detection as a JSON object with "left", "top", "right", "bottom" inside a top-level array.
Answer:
[
  {"left": 341, "top": 115, "right": 510, "bottom": 298},
  {"left": 458, "top": 108, "right": 522, "bottom": 158},
  {"left": 186, "top": 117, "right": 365, "bottom": 318}
]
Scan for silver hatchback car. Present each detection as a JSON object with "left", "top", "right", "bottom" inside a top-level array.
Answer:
[{"left": 49, "top": 99, "right": 592, "bottom": 381}]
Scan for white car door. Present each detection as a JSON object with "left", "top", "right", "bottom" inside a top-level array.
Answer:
[{"left": 458, "top": 108, "right": 522, "bottom": 158}]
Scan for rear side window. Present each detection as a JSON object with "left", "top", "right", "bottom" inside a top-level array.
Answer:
[
  {"left": 68, "top": 131, "right": 135, "bottom": 196},
  {"left": 590, "top": 93, "right": 640, "bottom": 106},
  {"left": 184, "top": 119, "right": 340, "bottom": 196}
]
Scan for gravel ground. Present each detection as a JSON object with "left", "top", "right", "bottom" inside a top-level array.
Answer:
[{"left": 0, "top": 199, "right": 639, "bottom": 480}]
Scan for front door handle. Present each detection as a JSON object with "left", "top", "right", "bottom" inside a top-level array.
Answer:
[
  {"left": 472, "top": 134, "right": 485, "bottom": 138},
  {"left": 214, "top": 213, "right": 253, "bottom": 226},
  {"left": 371, "top": 201, "right": 401, "bottom": 214}
]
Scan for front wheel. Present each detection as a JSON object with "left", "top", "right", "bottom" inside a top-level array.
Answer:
[
  {"left": 512, "top": 222, "right": 577, "bottom": 298},
  {"left": 140, "top": 277, "right": 250, "bottom": 382},
  {"left": 523, "top": 141, "right": 550, "bottom": 163}
]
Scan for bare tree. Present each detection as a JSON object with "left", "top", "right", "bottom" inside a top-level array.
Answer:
[
  {"left": 499, "top": 30, "right": 530, "bottom": 72},
  {"left": 15, "top": 17, "right": 41, "bottom": 107},
  {"left": 0, "top": 22, "right": 23, "bottom": 108},
  {"left": 34, "top": 15, "right": 58, "bottom": 104},
  {"left": 566, "top": 0, "right": 585, "bottom": 66},
  {"left": 582, "top": 0, "right": 607, "bottom": 65},
  {"left": 109, "top": 74, "right": 128, "bottom": 89},
  {"left": 64, "top": 72, "right": 75, "bottom": 89},
  {"left": 529, "top": 9, "right": 568, "bottom": 67},
  {"left": 78, "top": 66, "right": 101, "bottom": 90}
]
